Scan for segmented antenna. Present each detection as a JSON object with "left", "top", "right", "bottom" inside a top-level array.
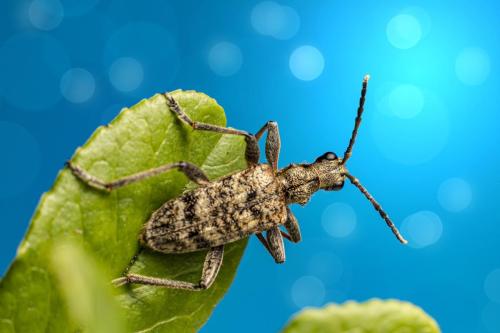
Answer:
[
  {"left": 341, "top": 75, "right": 370, "bottom": 165},
  {"left": 344, "top": 172, "right": 408, "bottom": 244}
]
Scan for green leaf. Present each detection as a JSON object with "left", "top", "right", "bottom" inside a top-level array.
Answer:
[
  {"left": 282, "top": 299, "right": 441, "bottom": 333},
  {"left": 0, "top": 90, "right": 248, "bottom": 332},
  {"left": 50, "top": 242, "right": 126, "bottom": 333}
]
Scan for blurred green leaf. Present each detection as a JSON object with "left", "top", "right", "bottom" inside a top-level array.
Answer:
[
  {"left": 282, "top": 299, "right": 441, "bottom": 333},
  {"left": 51, "top": 242, "right": 126, "bottom": 333},
  {"left": 0, "top": 90, "right": 248, "bottom": 332}
]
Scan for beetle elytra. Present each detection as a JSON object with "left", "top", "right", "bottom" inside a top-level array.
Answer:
[{"left": 68, "top": 75, "right": 407, "bottom": 291}]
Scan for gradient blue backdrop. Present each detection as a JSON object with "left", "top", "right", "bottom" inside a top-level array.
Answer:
[{"left": 1, "top": 1, "right": 499, "bottom": 332}]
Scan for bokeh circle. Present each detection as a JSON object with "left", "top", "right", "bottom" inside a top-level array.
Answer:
[
  {"left": 28, "top": 0, "right": 64, "bottom": 31},
  {"left": 109, "top": 57, "right": 144, "bottom": 92},
  {"left": 60, "top": 68, "right": 95, "bottom": 103},
  {"left": 401, "top": 211, "right": 443, "bottom": 248},
  {"left": 455, "top": 47, "right": 491, "bottom": 85},
  {"left": 484, "top": 269, "right": 500, "bottom": 303},
  {"left": 289, "top": 45, "right": 325, "bottom": 81},
  {"left": 251, "top": 1, "right": 300, "bottom": 40},
  {"left": 386, "top": 14, "right": 422, "bottom": 49},
  {"left": 291, "top": 275, "right": 325, "bottom": 308},
  {"left": 103, "top": 22, "right": 179, "bottom": 97},
  {"left": 208, "top": 42, "right": 243, "bottom": 77},
  {"left": 321, "top": 202, "right": 357, "bottom": 238},
  {"left": 371, "top": 88, "right": 449, "bottom": 165},
  {"left": 437, "top": 178, "right": 472, "bottom": 212},
  {"left": 387, "top": 84, "right": 425, "bottom": 119}
]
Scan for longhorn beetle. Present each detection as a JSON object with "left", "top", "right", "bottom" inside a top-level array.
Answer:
[{"left": 67, "top": 75, "right": 407, "bottom": 291}]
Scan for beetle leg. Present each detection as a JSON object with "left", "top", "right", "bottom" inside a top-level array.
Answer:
[
  {"left": 256, "top": 227, "right": 286, "bottom": 263},
  {"left": 113, "top": 245, "right": 224, "bottom": 291},
  {"left": 67, "top": 161, "right": 209, "bottom": 192},
  {"left": 165, "top": 94, "right": 260, "bottom": 165},
  {"left": 267, "top": 226, "right": 286, "bottom": 263},
  {"left": 282, "top": 207, "right": 301, "bottom": 243},
  {"left": 255, "top": 121, "right": 280, "bottom": 172}
]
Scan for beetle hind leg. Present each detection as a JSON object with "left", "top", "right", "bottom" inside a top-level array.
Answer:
[{"left": 113, "top": 245, "right": 224, "bottom": 291}]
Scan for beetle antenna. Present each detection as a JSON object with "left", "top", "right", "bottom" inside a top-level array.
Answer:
[
  {"left": 341, "top": 75, "right": 370, "bottom": 165},
  {"left": 344, "top": 172, "right": 408, "bottom": 244}
]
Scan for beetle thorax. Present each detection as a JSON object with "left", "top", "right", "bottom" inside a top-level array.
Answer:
[{"left": 277, "top": 160, "right": 346, "bottom": 205}]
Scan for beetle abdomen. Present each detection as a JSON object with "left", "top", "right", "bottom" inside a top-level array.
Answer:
[{"left": 141, "top": 164, "right": 287, "bottom": 253}]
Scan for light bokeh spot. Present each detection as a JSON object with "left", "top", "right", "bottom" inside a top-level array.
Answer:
[
  {"left": 401, "top": 211, "right": 443, "bottom": 248},
  {"left": 386, "top": 14, "right": 422, "bottom": 49},
  {"left": 388, "top": 84, "right": 425, "bottom": 119},
  {"left": 251, "top": 1, "right": 300, "bottom": 40},
  {"left": 109, "top": 57, "right": 144, "bottom": 92},
  {"left": 291, "top": 275, "right": 325, "bottom": 308},
  {"left": 372, "top": 90, "right": 449, "bottom": 165},
  {"left": 321, "top": 202, "right": 357, "bottom": 238},
  {"left": 484, "top": 269, "right": 500, "bottom": 304},
  {"left": 289, "top": 45, "right": 324, "bottom": 81},
  {"left": 400, "top": 7, "right": 432, "bottom": 37},
  {"left": 0, "top": 122, "right": 41, "bottom": 198},
  {"left": 60, "top": 68, "right": 95, "bottom": 103},
  {"left": 455, "top": 47, "right": 490, "bottom": 85},
  {"left": 28, "top": 0, "right": 64, "bottom": 31},
  {"left": 208, "top": 42, "right": 243, "bottom": 77},
  {"left": 437, "top": 178, "right": 472, "bottom": 212}
]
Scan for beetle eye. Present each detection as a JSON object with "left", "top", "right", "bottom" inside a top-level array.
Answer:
[{"left": 315, "top": 152, "right": 338, "bottom": 162}]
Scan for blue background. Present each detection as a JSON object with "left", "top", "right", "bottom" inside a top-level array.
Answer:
[{"left": 1, "top": 1, "right": 499, "bottom": 332}]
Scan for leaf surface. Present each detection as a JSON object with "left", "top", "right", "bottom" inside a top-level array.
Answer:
[
  {"left": 282, "top": 299, "right": 441, "bottom": 333},
  {"left": 0, "top": 90, "right": 248, "bottom": 332}
]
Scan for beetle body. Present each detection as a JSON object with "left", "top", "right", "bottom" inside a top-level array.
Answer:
[
  {"left": 142, "top": 164, "right": 286, "bottom": 253},
  {"left": 68, "top": 75, "right": 407, "bottom": 291}
]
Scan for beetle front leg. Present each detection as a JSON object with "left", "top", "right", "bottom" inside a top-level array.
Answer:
[
  {"left": 67, "top": 161, "right": 209, "bottom": 192},
  {"left": 113, "top": 245, "right": 224, "bottom": 291},
  {"left": 281, "top": 207, "right": 301, "bottom": 243},
  {"left": 256, "top": 226, "right": 286, "bottom": 263},
  {"left": 255, "top": 121, "right": 280, "bottom": 172}
]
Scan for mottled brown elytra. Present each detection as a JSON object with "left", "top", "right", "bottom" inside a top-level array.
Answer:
[{"left": 67, "top": 75, "right": 407, "bottom": 291}]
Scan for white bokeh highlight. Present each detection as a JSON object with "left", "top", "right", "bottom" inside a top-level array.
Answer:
[
  {"left": 386, "top": 14, "right": 422, "bottom": 49},
  {"left": 484, "top": 269, "right": 500, "bottom": 303},
  {"left": 60, "top": 68, "right": 95, "bottom": 103},
  {"left": 400, "top": 7, "right": 432, "bottom": 37},
  {"left": 29, "top": 0, "right": 64, "bottom": 31},
  {"left": 455, "top": 47, "right": 491, "bottom": 85},
  {"left": 291, "top": 275, "right": 325, "bottom": 308},
  {"left": 109, "top": 57, "right": 144, "bottom": 92},
  {"left": 251, "top": 1, "right": 300, "bottom": 40},
  {"left": 321, "top": 202, "right": 357, "bottom": 238},
  {"left": 208, "top": 42, "right": 243, "bottom": 77},
  {"left": 388, "top": 84, "right": 424, "bottom": 119},
  {"left": 372, "top": 89, "right": 449, "bottom": 165},
  {"left": 437, "top": 178, "right": 472, "bottom": 212},
  {"left": 289, "top": 45, "right": 324, "bottom": 81},
  {"left": 401, "top": 211, "right": 443, "bottom": 248}
]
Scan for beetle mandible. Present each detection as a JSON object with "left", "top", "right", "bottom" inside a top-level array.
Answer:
[{"left": 68, "top": 75, "right": 407, "bottom": 291}]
